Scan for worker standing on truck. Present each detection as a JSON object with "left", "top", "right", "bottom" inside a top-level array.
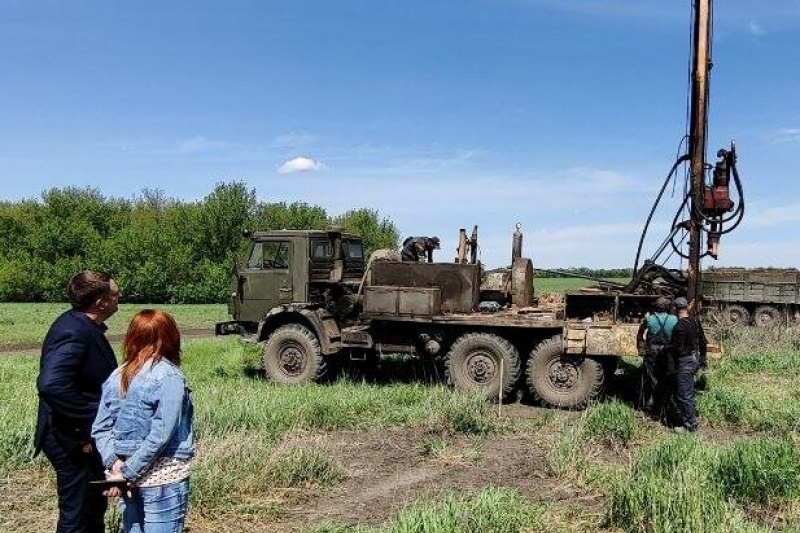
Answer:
[
  {"left": 637, "top": 297, "right": 677, "bottom": 420},
  {"left": 668, "top": 297, "right": 708, "bottom": 433},
  {"left": 401, "top": 236, "right": 440, "bottom": 263}
]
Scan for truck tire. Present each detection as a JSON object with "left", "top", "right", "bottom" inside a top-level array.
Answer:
[
  {"left": 445, "top": 333, "right": 520, "bottom": 402},
  {"left": 526, "top": 335, "right": 604, "bottom": 410},
  {"left": 753, "top": 305, "right": 781, "bottom": 327},
  {"left": 262, "top": 324, "right": 328, "bottom": 384},
  {"left": 723, "top": 304, "right": 750, "bottom": 326}
]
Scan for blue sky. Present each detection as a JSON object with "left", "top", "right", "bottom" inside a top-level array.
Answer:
[{"left": 2, "top": 0, "right": 799, "bottom": 269}]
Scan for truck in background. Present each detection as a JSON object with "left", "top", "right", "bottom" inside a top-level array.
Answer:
[{"left": 702, "top": 268, "right": 800, "bottom": 326}]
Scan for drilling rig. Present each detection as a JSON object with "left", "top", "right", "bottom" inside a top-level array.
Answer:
[
  {"left": 624, "top": 0, "right": 745, "bottom": 309},
  {"left": 216, "top": 0, "right": 745, "bottom": 407}
]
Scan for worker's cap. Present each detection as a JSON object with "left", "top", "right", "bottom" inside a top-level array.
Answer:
[
  {"left": 654, "top": 297, "right": 671, "bottom": 311},
  {"left": 673, "top": 297, "right": 689, "bottom": 309},
  {"left": 428, "top": 237, "right": 440, "bottom": 249}
]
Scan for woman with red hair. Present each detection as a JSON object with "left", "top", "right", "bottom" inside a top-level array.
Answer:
[{"left": 92, "top": 309, "right": 194, "bottom": 533}]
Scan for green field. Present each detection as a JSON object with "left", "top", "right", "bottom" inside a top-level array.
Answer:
[
  {"left": 534, "top": 276, "right": 629, "bottom": 293},
  {"left": 0, "top": 303, "right": 228, "bottom": 348},
  {"left": 0, "top": 278, "right": 626, "bottom": 348},
  {"left": 2, "top": 303, "right": 799, "bottom": 533}
]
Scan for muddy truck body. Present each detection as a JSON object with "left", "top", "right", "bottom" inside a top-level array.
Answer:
[
  {"left": 701, "top": 268, "right": 800, "bottom": 326},
  {"left": 216, "top": 228, "right": 669, "bottom": 408}
]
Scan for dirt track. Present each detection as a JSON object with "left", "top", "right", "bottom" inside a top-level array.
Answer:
[{"left": 0, "top": 328, "right": 216, "bottom": 355}]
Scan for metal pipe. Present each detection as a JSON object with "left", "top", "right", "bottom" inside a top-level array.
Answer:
[{"left": 687, "top": 0, "right": 712, "bottom": 314}]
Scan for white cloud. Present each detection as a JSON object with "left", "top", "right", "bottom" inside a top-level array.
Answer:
[
  {"left": 277, "top": 156, "right": 325, "bottom": 174},
  {"left": 748, "top": 21, "right": 766, "bottom": 35},
  {"left": 176, "top": 136, "right": 230, "bottom": 154},
  {"left": 773, "top": 128, "right": 800, "bottom": 143}
]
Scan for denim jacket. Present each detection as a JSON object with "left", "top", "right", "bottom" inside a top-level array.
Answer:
[{"left": 92, "top": 358, "right": 194, "bottom": 483}]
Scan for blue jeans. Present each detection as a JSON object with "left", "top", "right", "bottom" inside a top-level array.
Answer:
[{"left": 122, "top": 479, "right": 189, "bottom": 533}]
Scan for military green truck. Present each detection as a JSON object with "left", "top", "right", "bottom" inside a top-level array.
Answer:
[
  {"left": 701, "top": 267, "right": 800, "bottom": 326},
  {"left": 216, "top": 228, "right": 662, "bottom": 408}
]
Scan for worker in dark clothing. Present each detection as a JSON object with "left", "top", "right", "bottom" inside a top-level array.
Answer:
[
  {"left": 667, "top": 296, "right": 708, "bottom": 433},
  {"left": 401, "top": 236, "right": 440, "bottom": 263},
  {"left": 636, "top": 297, "right": 677, "bottom": 419}
]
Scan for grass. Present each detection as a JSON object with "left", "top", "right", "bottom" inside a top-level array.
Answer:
[
  {"left": 534, "top": 276, "right": 629, "bottom": 294},
  {"left": 714, "top": 437, "right": 800, "bottom": 505},
  {"left": 582, "top": 400, "right": 637, "bottom": 445},
  {"left": 313, "top": 488, "right": 546, "bottom": 533},
  {"left": 610, "top": 434, "right": 800, "bottom": 533},
  {"left": 0, "top": 302, "right": 228, "bottom": 347},
  {"left": 4, "top": 302, "right": 800, "bottom": 533}
]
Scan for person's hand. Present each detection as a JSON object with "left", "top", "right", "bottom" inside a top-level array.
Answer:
[
  {"left": 110, "top": 459, "right": 124, "bottom": 475},
  {"left": 104, "top": 460, "right": 131, "bottom": 497}
]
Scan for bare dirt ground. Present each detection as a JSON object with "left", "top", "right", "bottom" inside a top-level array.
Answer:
[
  {"left": 191, "top": 404, "right": 614, "bottom": 533},
  {"left": 0, "top": 328, "right": 215, "bottom": 355}
]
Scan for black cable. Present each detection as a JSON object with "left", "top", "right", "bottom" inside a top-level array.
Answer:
[{"left": 632, "top": 154, "right": 691, "bottom": 274}]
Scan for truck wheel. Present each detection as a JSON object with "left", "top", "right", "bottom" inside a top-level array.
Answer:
[
  {"left": 262, "top": 324, "right": 327, "bottom": 384},
  {"left": 723, "top": 304, "right": 750, "bottom": 326},
  {"left": 753, "top": 305, "right": 781, "bottom": 327},
  {"left": 445, "top": 333, "right": 520, "bottom": 402},
  {"left": 526, "top": 335, "right": 604, "bottom": 410}
]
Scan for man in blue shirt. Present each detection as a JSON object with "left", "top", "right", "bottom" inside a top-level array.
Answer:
[{"left": 637, "top": 297, "right": 678, "bottom": 420}]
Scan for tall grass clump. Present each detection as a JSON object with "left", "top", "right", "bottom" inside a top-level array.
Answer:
[
  {"left": 714, "top": 437, "right": 800, "bottom": 505},
  {"left": 0, "top": 355, "right": 44, "bottom": 474},
  {"left": 582, "top": 400, "right": 636, "bottom": 445},
  {"left": 697, "top": 388, "right": 748, "bottom": 426},
  {"left": 266, "top": 446, "right": 342, "bottom": 488},
  {"left": 314, "top": 488, "right": 544, "bottom": 533},
  {"left": 427, "top": 390, "right": 497, "bottom": 435},
  {"left": 716, "top": 325, "right": 800, "bottom": 376},
  {"left": 611, "top": 437, "right": 753, "bottom": 533},
  {"left": 190, "top": 432, "right": 278, "bottom": 510}
]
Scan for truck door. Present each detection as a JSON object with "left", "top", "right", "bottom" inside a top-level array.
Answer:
[{"left": 238, "top": 239, "right": 294, "bottom": 322}]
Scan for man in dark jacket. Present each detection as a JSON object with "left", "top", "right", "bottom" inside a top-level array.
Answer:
[
  {"left": 35, "top": 270, "right": 120, "bottom": 533},
  {"left": 400, "top": 236, "right": 440, "bottom": 262},
  {"left": 668, "top": 296, "right": 708, "bottom": 433}
]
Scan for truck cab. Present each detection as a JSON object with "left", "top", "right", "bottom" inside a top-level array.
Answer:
[{"left": 217, "top": 229, "right": 364, "bottom": 336}]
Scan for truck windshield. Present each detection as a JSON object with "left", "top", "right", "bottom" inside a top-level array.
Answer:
[
  {"left": 343, "top": 240, "right": 364, "bottom": 260},
  {"left": 247, "top": 241, "right": 291, "bottom": 269}
]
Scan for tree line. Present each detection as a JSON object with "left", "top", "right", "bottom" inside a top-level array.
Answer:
[{"left": 0, "top": 182, "right": 399, "bottom": 303}]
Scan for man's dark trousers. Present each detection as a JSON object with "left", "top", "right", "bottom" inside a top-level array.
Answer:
[
  {"left": 674, "top": 353, "right": 699, "bottom": 430},
  {"left": 42, "top": 432, "right": 107, "bottom": 533}
]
